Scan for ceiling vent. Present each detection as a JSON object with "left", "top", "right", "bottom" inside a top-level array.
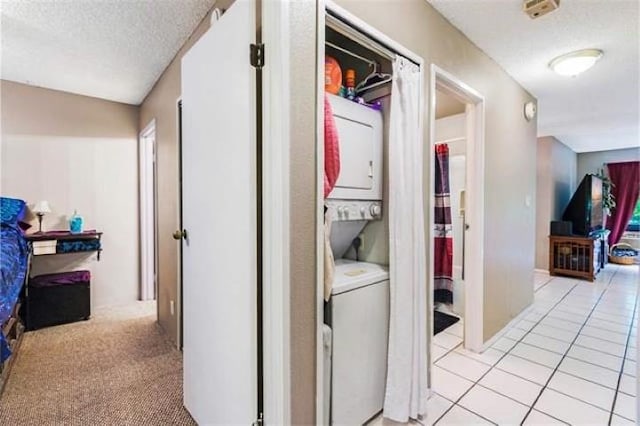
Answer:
[{"left": 523, "top": 0, "right": 560, "bottom": 19}]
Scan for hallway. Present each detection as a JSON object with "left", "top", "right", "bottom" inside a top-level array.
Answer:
[
  {"left": 427, "top": 264, "right": 638, "bottom": 425},
  {"left": 0, "top": 302, "right": 194, "bottom": 425}
]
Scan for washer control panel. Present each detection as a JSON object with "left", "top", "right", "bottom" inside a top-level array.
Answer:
[{"left": 326, "top": 200, "right": 383, "bottom": 222}]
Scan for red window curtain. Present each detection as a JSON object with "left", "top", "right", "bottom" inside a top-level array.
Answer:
[{"left": 606, "top": 161, "right": 640, "bottom": 245}]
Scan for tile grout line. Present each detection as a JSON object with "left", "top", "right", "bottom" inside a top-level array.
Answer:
[
  {"left": 568, "top": 342, "right": 630, "bottom": 360},
  {"left": 431, "top": 279, "right": 581, "bottom": 425},
  {"left": 438, "top": 330, "right": 629, "bottom": 404},
  {"left": 431, "top": 266, "right": 635, "bottom": 425},
  {"left": 527, "top": 328, "right": 629, "bottom": 351},
  {"left": 555, "top": 305, "right": 635, "bottom": 324},
  {"left": 520, "top": 264, "right": 619, "bottom": 424},
  {"left": 533, "top": 275, "right": 555, "bottom": 293},
  {"left": 492, "top": 356, "right": 621, "bottom": 392},
  {"left": 607, "top": 283, "right": 639, "bottom": 425},
  {"left": 494, "top": 324, "right": 630, "bottom": 370}
]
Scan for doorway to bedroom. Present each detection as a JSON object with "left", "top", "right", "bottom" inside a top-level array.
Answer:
[{"left": 139, "top": 120, "right": 159, "bottom": 318}]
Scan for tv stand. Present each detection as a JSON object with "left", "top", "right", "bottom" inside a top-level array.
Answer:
[{"left": 549, "top": 234, "right": 603, "bottom": 282}]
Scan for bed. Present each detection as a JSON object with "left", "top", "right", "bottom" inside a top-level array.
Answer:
[{"left": 0, "top": 197, "right": 29, "bottom": 364}]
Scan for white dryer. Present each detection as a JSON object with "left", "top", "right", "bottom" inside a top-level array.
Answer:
[
  {"left": 330, "top": 259, "right": 390, "bottom": 425},
  {"left": 326, "top": 94, "right": 383, "bottom": 201}
]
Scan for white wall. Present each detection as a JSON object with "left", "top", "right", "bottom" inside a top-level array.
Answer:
[{"left": 1, "top": 81, "right": 140, "bottom": 309}]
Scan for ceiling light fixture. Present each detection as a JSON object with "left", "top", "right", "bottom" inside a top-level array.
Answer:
[{"left": 549, "top": 49, "right": 603, "bottom": 76}]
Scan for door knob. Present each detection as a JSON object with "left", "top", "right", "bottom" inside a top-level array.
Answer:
[{"left": 173, "top": 229, "right": 187, "bottom": 240}]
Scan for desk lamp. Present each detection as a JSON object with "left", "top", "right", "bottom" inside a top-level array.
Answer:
[{"left": 33, "top": 200, "right": 51, "bottom": 233}]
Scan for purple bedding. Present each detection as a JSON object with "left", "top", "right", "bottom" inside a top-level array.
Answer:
[{"left": 30, "top": 271, "right": 91, "bottom": 288}]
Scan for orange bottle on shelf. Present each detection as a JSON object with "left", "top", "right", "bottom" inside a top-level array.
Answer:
[
  {"left": 325, "top": 56, "right": 342, "bottom": 95},
  {"left": 345, "top": 69, "right": 356, "bottom": 100}
]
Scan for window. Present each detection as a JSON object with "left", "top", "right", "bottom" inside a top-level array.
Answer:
[{"left": 627, "top": 197, "right": 640, "bottom": 232}]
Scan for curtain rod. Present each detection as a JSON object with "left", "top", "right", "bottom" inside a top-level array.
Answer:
[{"left": 325, "top": 41, "right": 376, "bottom": 69}]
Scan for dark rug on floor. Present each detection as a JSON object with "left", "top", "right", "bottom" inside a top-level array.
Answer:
[{"left": 434, "top": 310, "right": 460, "bottom": 335}]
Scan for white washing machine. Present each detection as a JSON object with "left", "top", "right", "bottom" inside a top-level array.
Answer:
[{"left": 330, "top": 259, "right": 390, "bottom": 425}]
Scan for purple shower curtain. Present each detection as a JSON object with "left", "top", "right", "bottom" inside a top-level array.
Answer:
[{"left": 434, "top": 143, "right": 453, "bottom": 304}]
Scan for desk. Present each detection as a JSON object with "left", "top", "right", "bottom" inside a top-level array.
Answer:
[
  {"left": 25, "top": 231, "right": 103, "bottom": 261},
  {"left": 23, "top": 231, "right": 102, "bottom": 330}
]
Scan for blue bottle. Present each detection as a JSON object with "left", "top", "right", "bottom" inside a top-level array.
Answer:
[{"left": 69, "top": 210, "right": 84, "bottom": 234}]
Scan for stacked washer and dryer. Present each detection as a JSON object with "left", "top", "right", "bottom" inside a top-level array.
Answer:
[{"left": 324, "top": 93, "right": 389, "bottom": 425}]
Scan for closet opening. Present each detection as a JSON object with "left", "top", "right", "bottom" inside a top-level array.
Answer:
[
  {"left": 428, "top": 65, "right": 486, "bottom": 355},
  {"left": 317, "top": 3, "right": 425, "bottom": 425}
]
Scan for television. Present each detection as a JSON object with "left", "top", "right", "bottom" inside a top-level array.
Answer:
[{"left": 562, "top": 174, "right": 604, "bottom": 236}]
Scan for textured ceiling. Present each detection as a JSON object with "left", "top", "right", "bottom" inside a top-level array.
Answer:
[
  {"left": 1, "top": 0, "right": 216, "bottom": 105},
  {"left": 429, "top": 0, "right": 639, "bottom": 153}
]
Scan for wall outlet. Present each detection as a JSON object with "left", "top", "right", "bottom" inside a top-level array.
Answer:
[{"left": 170, "top": 300, "right": 175, "bottom": 316}]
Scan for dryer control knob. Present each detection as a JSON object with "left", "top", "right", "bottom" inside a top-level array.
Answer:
[
  {"left": 360, "top": 207, "right": 366, "bottom": 216},
  {"left": 370, "top": 205, "right": 381, "bottom": 217}
]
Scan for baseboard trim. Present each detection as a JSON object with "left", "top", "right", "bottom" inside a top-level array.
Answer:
[{"left": 534, "top": 268, "right": 549, "bottom": 275}]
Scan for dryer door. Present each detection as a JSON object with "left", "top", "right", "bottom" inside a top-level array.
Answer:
[
  {"left": 334, "top": 114, "right": 375, "bottom": 191},
  {"left": 327, "top": 94, "right": 383, "bottom": 200}
]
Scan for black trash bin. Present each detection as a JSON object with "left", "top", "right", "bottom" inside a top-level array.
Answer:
[{"left": 26, "top": 270, "right": 91, "bottom": 330}]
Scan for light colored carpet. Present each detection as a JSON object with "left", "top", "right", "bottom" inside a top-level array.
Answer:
[{"left": 0, "top": 302, "right": 195, "bottom": 425}]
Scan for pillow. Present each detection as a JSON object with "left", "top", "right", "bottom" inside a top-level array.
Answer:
[{"left": 0, "top": 197, "right": 26, "bottom": 225}]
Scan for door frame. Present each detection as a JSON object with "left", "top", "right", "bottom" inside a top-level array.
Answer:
[
  {"left": 139, "top": 119, "right": 158, "bottom": 302},
  {"left": 261, "top": 0, "right": 292, "bottom": 424},
  {"left": 429, "top": 65, "right": 486, "bottom": 352}
]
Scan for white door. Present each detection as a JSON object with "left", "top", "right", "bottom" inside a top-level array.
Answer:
[
  {"left": 181, "top": 1, "right": 258, "bottom": 423},
  {"left": 449, "top": 154, "right": 466, "bottom": 316}
]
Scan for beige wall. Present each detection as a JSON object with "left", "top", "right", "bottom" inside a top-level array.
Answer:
[
  {"left": 535, "top": 136, "right": 577, "bottom": 270},
  {"left": 1, "top": 80, "right": 140, "bottom": 308},
  {"left": 138, "top": 1, "right": 235, "bottom": 344},
  {"left": 331, "top": 0, "right": 538, "bottom": 342},
  {"left": 577, "top": 147, "right": 640, "bottom": 179},
  {"left": 288, "top": 1, "right": 318, "bottom": 423}
]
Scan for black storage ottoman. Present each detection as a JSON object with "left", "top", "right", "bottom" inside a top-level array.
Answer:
[{"left": 26, "top": 270, "right": 91, "bottom": 331}]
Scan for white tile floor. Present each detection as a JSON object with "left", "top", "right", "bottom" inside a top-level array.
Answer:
[{"left": 425, "top": 264, "right": 638, "bottom": 425}]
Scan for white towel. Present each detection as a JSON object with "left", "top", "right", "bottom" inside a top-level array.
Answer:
[{"left": 324, "top": 208, "right": 335, "bottom": 302}]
